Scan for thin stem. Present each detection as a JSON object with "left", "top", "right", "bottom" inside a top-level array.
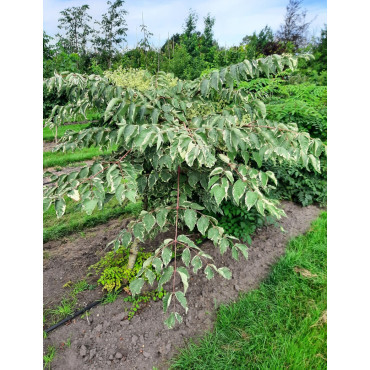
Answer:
[{"left": 172, "top": 165, "right": 181, "bottom": 307}]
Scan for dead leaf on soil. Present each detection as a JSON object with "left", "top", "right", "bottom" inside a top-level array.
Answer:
[{"left": 293, "top": 267, "right": 318, "bottom": 278}]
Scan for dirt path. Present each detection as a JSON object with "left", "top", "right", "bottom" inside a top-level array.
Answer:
[
  {"left": 43, "top": 202, "right": 322, "bottom": 369},
  {"left": 44, "top": 140, "right": 57, "bottom": 152}
]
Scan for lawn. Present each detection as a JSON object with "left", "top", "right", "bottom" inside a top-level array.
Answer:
[
  {"left": 43, "top": 197, "right": 142, "bottom": 242},
  {"left": 43, "top": 146, "right": 115, "bottom": 168},
  {"left": 43, "top": 123, "right": 90, "bottom": 142},
  {"left": 171, "top": 212, "right": 327, "bottom": 369}
]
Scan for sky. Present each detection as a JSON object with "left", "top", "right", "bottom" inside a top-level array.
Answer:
[{"left": 43, "top": 0, "right": 327, "bottom": 48}]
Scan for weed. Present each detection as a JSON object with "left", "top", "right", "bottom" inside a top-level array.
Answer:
[
  {"left": 49, "top": 298, "right": 76, "bottom": 321},
  {"left": 101, "top": 290, "right": 121, "bottom": 305},
  {"left": 72, "top": 279, "right": 91, "bottom": 295},
  {"left": 123, "top": 288, "right": 166, "bottom": 320},
  {"left": 43, "top": 346, "right": 56, "bottom": 369}
]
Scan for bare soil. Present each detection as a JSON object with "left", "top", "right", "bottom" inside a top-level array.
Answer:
[
  {"left": 43, "top": 201, "right": 322, "bottom": 369},
  {"left": 44, "top": 140, "right": 57, "bottom": 152}
]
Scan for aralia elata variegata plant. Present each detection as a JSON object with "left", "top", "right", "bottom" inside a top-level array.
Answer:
[{"left": 43, "top": 53, "right": 326, "bottom": 328}]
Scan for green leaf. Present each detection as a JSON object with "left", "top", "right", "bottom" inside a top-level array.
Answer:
[
  {"left": 129, "top": 278, "right": 144, "bottom": 297},
  {"left": 232, "top": 246, "right": 239, "bottom": 260},
  {"left": 219, "top": 238, "right": 229, "bottom": 254},
  {"left": 298, "top": 133, "right": 310, "bottom": 154},
  {"left": 256, "top": 199, "right": 265, "bottom": 215},
  {"left": 55, "top": 198, "right": 66, "bottom": 218},
  {"left": 164, "top": 312, "right": 175, "bottom": 329},
  {"left": 162, "top": 246, "right": 173, "bottom": 266},
  {"left": 252, "top": 152, "right": 262, "bottom": 168},
  {"left": 181, "top": 248, "right": 191, "bottom": 267},
  {"left": 266, "top": 171, "right": 278, "bottom": 186},
  {"left": 177, "top": 266, "right": 190, "bottom": 294},
  {"left": 309, "top": 154, "right": 321, "bottom": 173},
  {"left": 200, "top": 79, "right": 210, "bottom": 96},
  {"left": 235, "top": 244, "right": 248, "bottom": 260},
  {"left": 158, "top": 266, "right": 174, "bottom": 290},
  {"left": 177, "top": 234, "right": 198, "bottom": 249},
  {"left": 208, "top": 176, "right": 220, "bottom": 189},
  {"left": 210, "top": 167, "right": 224, "bottom": 176},
  {"left": 204, "top": 265, "right": 215, "bottom": 280},
  {"left": 163, "top": 292, "right": 172, "bottom": 313},
  {"left": 184, "top": 209, "right": 197, "bottom": 231},
  {"left": 152, "top": 257, "right": 162, "bottom": 273},
  {"left": 232, "top": 179, "right": 247, "bottom": 204},
  {"left": 43, "top": 198, "right": 52, "bottom": 213},
  {"left": 218, "top": 267, "right": 232, "bottom": 279},
  {"left": 191, "top": 255, "right": 202, "bottom": 274},
  {"left": 121, "top": 231, "right": 132, "bottom": 247},
  {"left": 259, "top": 171, "right": 268, "bottom": 187},
  {"left": 208, "top": 227, "right": 220, "bottom": 243},
  {"left": 197, "top": 216, "right": 210, "bottom": 236},
  {"left": 156, "top": 208, "right": 169, "bottom": 229},
  {"left": 133, "top": 223, "right": 145, "bottom": 242},
  {"left": 245, "top": 191, "right": 258, "bottom": 210},
  {"left": 175, "top": 291, "right": 188, "bottom": 313},
  {"left": 224, "top": 170, "right": 234, "bottom": 183},
  {"left": 145, "top": 269, "right": 156, "bottom": 286},
  {"left": 212, "top": 185, "right": 226, "bottom": 206},
  {"left": 143, "top": 213, "right": 156, "bottom": 232},
  {"left": 82, "top": 199, "right": 98, "bottom": 216},
  {"left": 174, "top": 312, "right": 183, "bottom": 324},
  {"left": 219, "top": 153, "right": 230, "bottom": 164}
]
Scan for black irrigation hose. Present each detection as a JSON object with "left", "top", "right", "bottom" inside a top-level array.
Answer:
[{"left": 44, "top": 299, "right": 101, "bottom": 334}]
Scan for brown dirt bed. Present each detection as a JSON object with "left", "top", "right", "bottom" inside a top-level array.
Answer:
[{"left": 43, "top": 201, "right": 322, "bottom": 369}]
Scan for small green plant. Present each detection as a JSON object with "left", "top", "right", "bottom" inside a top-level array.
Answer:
[
  {"left": 43, "top": 346, "right": 56, "bottom": 369},
  {"left": 102, "top": 289, "right": 121, "bottom": 304},
  {"left": 49, "top": 298, "right": 75, "bottom": 321},
  {"left": 123, "top": 287, "right": 166, "bottom": 320},
  {"left": 81, "top": 310, "right": 91, "bottom": 319},
  {"left": 72, "top": 279, "right": 91, "bottom": 295},
  {"left": 217, "top": 202, "right": 276, "bottom": 243},
  {"left": 89, "top": 247, "right": 153, "bottom": 292}
]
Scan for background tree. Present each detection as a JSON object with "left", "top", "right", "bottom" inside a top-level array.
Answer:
[
  {"left": 139, "top": 14, "right": 153, "bottom": 68},
  {"left": 241, "top": 26, "right": 286, "bottom": 58},
  {"left": 56, "top": 4, "right": 92, "bottom": 54},
  {"left": 201, "top": 13, "right": 216, "bottom": 62},
  {"left": 93, "top": 0, "right": 128, "bottom": 69},
  {"left": 276, "top": 0, "right": 313, "bottom": 51}
]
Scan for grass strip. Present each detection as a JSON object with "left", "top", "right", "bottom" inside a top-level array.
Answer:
[
  {"left": 43, "top": 146, "right": 115, "bottom": 168},
  {"left": 44, "top": 199, "right": 142, "bottom": 243},
  {"left": 43, "top": 123, "right": 91, "bottom": 142},
  {"left": 171, "top": 212, "right": 327, "bottom": 369}
]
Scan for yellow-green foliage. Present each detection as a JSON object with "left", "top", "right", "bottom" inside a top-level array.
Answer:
[
  {"left": 104, "top": 67, "right": 178, "bottom": 92},
  {"left": 89, "top": 247, "right": 152, "bottom": 292},
  {"left": 104, "top": 67, "right": 152, "bottom": 91}
]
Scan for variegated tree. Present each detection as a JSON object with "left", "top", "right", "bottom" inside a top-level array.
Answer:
[{"left": 43, "top": 54, "right": 325, "bottom": 328}]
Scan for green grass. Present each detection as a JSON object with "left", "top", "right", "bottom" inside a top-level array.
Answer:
[
  {"left": 171, "top": 212, "right": 327, "bottom": 369},
  {"left": 43, "top": 198, "right": 142, "bottom": 242},
  {"left": 43, "top": 123, "right": 90, "bottom": 142},
  {"left": 43, "top": 346, "right": 56, "bottom": 369},
  {"left": 43, "top": 146, "right": 116, "bottom": 168}
]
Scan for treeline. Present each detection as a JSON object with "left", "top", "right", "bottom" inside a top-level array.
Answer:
[{"left": 43, "top": 0, "right": 326, "bottom": 82}]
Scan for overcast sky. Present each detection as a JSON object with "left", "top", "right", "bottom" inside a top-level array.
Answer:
[{"left": 43, "top": 0, "right": 327, "bottom": 48}]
